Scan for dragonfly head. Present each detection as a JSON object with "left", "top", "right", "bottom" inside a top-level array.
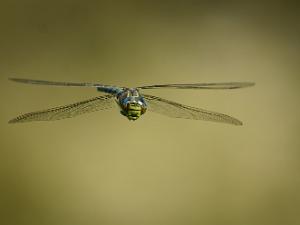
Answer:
[{"left": 118, "top": 89, "right": 147, "bottom": 121}]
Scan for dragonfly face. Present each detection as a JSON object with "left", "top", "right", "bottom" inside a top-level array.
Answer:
[{"left": 117, "top": 88, "right": 147, "bottom": 121}]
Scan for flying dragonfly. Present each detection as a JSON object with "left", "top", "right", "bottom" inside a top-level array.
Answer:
[{"left": 8, "top": 78, "right": 254, "bottom": 125}]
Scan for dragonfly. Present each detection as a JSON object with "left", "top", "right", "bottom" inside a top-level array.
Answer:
[{"left": 8, "top": 78, "right": 254, "bottom": 125}]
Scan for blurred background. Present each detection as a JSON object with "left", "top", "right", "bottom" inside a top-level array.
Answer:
[{"left": 0, "top": 1, "right": 299, "bottom": 225}]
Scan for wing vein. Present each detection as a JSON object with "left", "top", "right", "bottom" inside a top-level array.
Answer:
[
  {"left": 9, "top": 95, "right": 115, "bottom": 123},
  {"left": 138, "top": 82, "right": 255, "bottom": 90},
  {"left": 143, "top": 94, "right": 243, "bottom": 125}
]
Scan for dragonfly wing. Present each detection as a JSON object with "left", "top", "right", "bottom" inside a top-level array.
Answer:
[
  {"left": 138, "top": 82, "right": 255, "bottom": 90},
  {"left": 9, "top": 95, "right": 115, "bottom": 123},
  {"left": 143, "top": 94, "right": 243, "bottom": 125},
  {"left": 9, "top": 78, "right": 109, "bottom": 88}
]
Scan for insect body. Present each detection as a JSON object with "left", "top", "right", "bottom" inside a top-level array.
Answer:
[
  {"left": 9, "top": 78, "right": 254, "bottom": 125},
  {"left": 116, "top": 88, "right": 147, "bottom": 121}
]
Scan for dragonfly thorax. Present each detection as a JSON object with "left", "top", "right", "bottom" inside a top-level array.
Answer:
[{"left": 117, "top": 88, "right": 147, "bottom": 121}]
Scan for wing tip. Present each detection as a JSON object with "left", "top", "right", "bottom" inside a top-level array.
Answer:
[
  {"left": 228, "top": 82, "right": 255, "bottom": 89},
  {"left": 9, "top": 77, "right": 18, "bottom": 82},
  {"left": 9, "top": 77, "right": 29, "bottom": 84},
  {"left": 234, "top": 120, "right": 243, "bottom": 126},
  {"left": 229, "top": 117, "right": 243, "bottom": 126},
  {"left": 9, "top": 114, "right": 28, "bottom": 124},
  {"left": 8, "top": 118, "right": 18, "bottom": 124},
  {"left": 243, "top": 82, "right": 255, "bottom": 88}
]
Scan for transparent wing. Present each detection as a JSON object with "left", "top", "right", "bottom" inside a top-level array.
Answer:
[
  {"left": 143, "top": 94, "right": 243, "bottom": 125},
  {"left": 9, "top": 78, "right": 109, "bottom": 88},
  {"left": 9, "top": 95, "right": 115, "bottom": 123},
  {"left": 138, "top": 82, "right": 255, "bottom": 90}
]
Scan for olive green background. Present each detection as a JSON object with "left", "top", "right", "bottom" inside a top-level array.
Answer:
[{"left": 1, "top": 1, "right": 299, "bottom": 225}]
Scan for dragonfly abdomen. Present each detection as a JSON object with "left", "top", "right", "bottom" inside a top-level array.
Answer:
[{"left": 97, "top": 86, "right": 123, "bottom": 95}]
